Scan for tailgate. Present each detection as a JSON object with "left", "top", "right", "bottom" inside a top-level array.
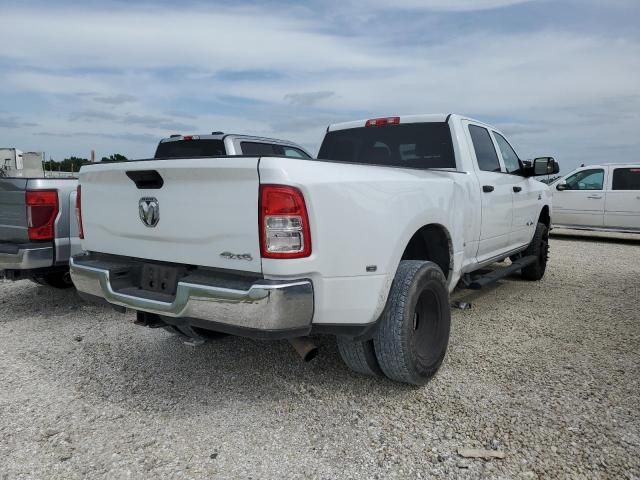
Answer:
[
  {"left": 80, "top": 158, "right": 262, "bottom": 273},
  {"left": 0, "top": 178, "right": 28, "bottom": 242}
]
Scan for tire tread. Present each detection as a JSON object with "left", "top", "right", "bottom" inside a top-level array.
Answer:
[
  {"left": 337, "top": 337, "right": 383, "bottom": 377},
  {"left": 521, "top": 222, "right": 548, "bottom": 281},
  {"left": 374, "top": 261, "right": 450, "bottom": 385}
]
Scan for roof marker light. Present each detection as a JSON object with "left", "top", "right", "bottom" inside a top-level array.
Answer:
[{"left": 365, "top": 117, "right": 400, "bottom": 127}]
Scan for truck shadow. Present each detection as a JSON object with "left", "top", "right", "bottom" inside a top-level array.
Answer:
[{"left": 68, "top": 330, "right": 422, "bottom": 414}]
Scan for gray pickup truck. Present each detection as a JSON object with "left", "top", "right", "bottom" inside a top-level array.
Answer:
[{"left": 0, "top": 177, "right": 81, "bottom": 288}]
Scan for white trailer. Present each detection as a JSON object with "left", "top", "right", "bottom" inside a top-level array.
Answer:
[
  {"left": 0, "top": 149, "right": 44, "bottom": 177},
  {"left": 0, "top": 148, "right": 23, "bottom": 176}
]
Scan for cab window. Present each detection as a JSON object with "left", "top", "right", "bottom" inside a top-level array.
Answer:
[
  {"left": 564, "top": 169, "right": 604, "bottom": 190},
  {"left": 318, "top": 122, "right": 456, "bottom": 169},
  {"left": 283, "top": 147, "right": 310, "bottom": 158},
  {"left": 612, "top": 168, "right": 640, "bottom": 190},
  {"left": 468, "top": 125, "right": 501, "bottom": 172},
  {"left": 241, "top": 142, "right": 310, "bottom": 159},
  {"left": 494, "top": 132, "right": 521, "bottom": 174}
]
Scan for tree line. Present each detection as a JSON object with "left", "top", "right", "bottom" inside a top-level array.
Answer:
[{"left": 44, "top": 154, "right": 128, "bottom": 172}]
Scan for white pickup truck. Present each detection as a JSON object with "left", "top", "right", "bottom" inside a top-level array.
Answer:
[
  {"left": 70, "top": 116, "right": 558, "bottom": 385},
  {"left": 552, "top": 163, "right": 640, "bottom": 233}
]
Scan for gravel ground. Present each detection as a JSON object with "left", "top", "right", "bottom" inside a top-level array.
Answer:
[{"left": 1, "top": 233, "right": 639, "bottom": 479}]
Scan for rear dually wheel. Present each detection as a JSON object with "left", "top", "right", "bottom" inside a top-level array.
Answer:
[{"left": 373, "top": 260, "right": 451, "bottom": 385}]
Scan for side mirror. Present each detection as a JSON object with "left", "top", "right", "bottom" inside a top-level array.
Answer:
[
  {"left": 556, "top": 181, "right": 568, "bottom": 191},
  {"left": 533, "top": 157, "right": 560, "bottom": 176}
]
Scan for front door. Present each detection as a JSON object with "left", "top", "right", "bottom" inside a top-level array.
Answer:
[
  {"left": 553, "top": 168, "right": 606, "bottom": 228},
  {"left": 491, "top": 131, "right": 538, "bottom": 248}
]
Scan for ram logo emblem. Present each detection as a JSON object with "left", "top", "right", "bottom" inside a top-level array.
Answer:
[{"left": 139, "top": 197, "right": 160, "bottom": 227}]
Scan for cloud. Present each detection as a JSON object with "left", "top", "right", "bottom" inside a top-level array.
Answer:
[
  {"left": 0, "top": 2, "right": 638, "bottom": 170},
  {"left": 365, "top": 0, "right": 538, "bottom": 11},
  {"left": 0, "top": 116, "right": 39, "bottom": 129},
  {"left": 93, "top": 93, "right": 137, "bottom": 105},
  {"left": 0, "top": 8, "right": 390, "bottom": 72},
  {"left": 70, "top": 111, "right": 117, "bottom": 121},
  {"left": 495, "top": 122, "right": 549, "bottom": 137},
  {"left": 121, "top": 114, "right": 195, "bottom": 131},
  {"left": 284, "top": 91, "right": 335, "bottom": 106},
  {"left": 0, "top": 118, "right": 21, "bottom": 128},
  {"left": 70, "top": 110, "right": 196, "bottom": 131},
  {"left": 35, "top": 131, "right": 158, "bottom": 144}
]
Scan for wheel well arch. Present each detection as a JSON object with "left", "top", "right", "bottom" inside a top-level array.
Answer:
[
  {"left": 539, "top": 205, "right": 551, "bottom": 227},
  {"left": 400, "top": 223, "right": 453, "bottom": 281}
]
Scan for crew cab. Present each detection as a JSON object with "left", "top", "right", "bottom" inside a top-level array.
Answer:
[
  {"left": 552, "top": 163, "right": 640, "bottom": 233},
  {"left": 70, "top": 116, "right": 558, "bottom": 385},
  {"left": 0, "top": 177, "right": 81, "bottom": 287}
]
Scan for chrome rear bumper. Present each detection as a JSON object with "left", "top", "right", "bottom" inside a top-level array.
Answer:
[
  {"left": 0, "top": 244, "right": 54, "bottom": 271},
  {"left": 70, "top": 254, "right": 314, "bottom": 332}
]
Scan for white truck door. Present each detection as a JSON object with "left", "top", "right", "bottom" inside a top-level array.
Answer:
[
  {"left": 465, "top": 122, "right": 513, "bottom": 261},
  {"left": 553, "top": 167, "right": 606, "bottom": 227},
  {"left": 491, "top": 131, "right": 538, "bottom": 249},
  {"left": 604, "top": 166, "right": 640, "bottom": 231}
]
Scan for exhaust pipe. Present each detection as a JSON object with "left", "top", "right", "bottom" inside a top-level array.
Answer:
[{"left": 288, "top": 337, "right": 318, "bottom": 362}]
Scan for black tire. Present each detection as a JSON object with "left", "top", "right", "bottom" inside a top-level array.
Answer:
[
  {"left": 337, "top": 337, "right": 383, "bottom": 377},
  {"left": 32, "top": 270, "right": 74, "bottom": 289},
  {"left": 374, "top": 260, "right": 451, "bottom": 385},
  {"left": 521, "top": 222, "right": 549, "bottom": 281}
]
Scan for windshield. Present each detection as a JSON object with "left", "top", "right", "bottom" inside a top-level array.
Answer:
[
  {"left": 317, "top": 122, "right": 455, "bottom": 169},
  {"left": 154, "top": 139, "right": 226, "bottom": 159}
]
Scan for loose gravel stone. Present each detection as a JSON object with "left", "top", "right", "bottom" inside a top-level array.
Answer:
[{"left": 0, "top": 231, "right": 639, "bottom": 478}]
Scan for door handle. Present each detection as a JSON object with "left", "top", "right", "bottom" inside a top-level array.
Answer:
[
  {"left": 482, "top": 185, "right": 494, "bottom": 193},
  {"left": 587, "top": 195, "right": 602, "bottom": 199},
  {"left": 513, "top": 186, "right": 522, "bottom": 193}
]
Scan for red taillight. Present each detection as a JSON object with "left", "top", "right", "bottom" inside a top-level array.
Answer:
[
  {"left": 76, "top": 185, "right": 84, "bottom": 239},
  {"left": 365, "top": 116, "right": 400, "bottom": 127},
  {"left": 259, "top": 185, "right": 311, "bottom": 259},
  {"left": 26, "top": 190, "right": 59, "bottom": 241},
  {"left": 182, "top": 135, "right": 199, "bottom": 141}
]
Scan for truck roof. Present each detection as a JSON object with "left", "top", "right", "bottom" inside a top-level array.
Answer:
[
  {"left": 572, "top": 162, "right": 640, "bottom": 168},
  {"left": 327, "top": 113, "right": 489, "bottom": 132},
  {"left": 158, "top": 133, "right": 306, "bottom": 148}
]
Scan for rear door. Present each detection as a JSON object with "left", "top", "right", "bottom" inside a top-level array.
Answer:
[
  {"left": 80, "top": 157, "right": 262, "bottom": 272},
  {"left": 604, "top": 166, "right": 640, "bottom": 231},
  {"left": 553, "top": 168, "right": 606, "bottom": 227},
  {"left": 464, "top": 122, "right": 513, "bottom": 261},
  {"left": 0, "top": 178, "right": 29, "bottom": 243}
]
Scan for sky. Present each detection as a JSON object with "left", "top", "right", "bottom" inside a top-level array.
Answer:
[{"left": 1, "top": 0, "right": 639, "bottom": 172}]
